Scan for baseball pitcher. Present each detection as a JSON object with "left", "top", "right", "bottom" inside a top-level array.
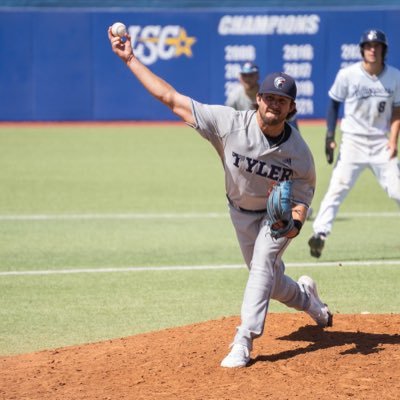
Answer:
[{"left": 108, "top": 26, "right": 332, "bottom": 368}]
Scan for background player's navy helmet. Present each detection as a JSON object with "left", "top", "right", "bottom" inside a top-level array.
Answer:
[
  {"left": 359, "top": 29, "right": 388, "bottom": 59},
  {"left": 240, "top": 62, "right": 259, "bottom": 75}
]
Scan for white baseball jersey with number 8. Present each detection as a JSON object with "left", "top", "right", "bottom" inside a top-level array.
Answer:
[
  {"left": 312, "top": 62, "right": 400, "bottom": 237},
  {"left": 329, "top": 62, "right": 400, "bottom": 136}
]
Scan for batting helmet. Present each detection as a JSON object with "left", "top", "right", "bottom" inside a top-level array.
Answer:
[{"left": 359, "top": 29, "right": 388, "bottom": 59}]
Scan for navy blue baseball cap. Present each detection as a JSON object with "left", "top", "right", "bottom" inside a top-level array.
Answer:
[
  {"left": 240, "top": 62, "right": 259, "bottom": 75},
  {"left": 259, "top": 72, "right": 297, "bottom": 100}
]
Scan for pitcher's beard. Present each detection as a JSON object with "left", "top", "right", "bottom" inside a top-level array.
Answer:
[{"left": 261, "top": 112, "right": 285, "bottom": 126}]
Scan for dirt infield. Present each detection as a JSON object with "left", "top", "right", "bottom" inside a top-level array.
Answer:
[{"left": 1, "top": 313, "right": 400, "bottom": 400}]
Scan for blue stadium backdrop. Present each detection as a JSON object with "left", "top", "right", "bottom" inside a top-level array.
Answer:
[{"left": 1, "top": 7, "right": 400, "bottom": 121}]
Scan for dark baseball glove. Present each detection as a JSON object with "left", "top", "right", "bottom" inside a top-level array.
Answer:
[
  {"left": 325, "top": 132, "right": 335, "bottom": 164},
  {"left": 266, "top": 180, "right": 294, "bottom": 239}
]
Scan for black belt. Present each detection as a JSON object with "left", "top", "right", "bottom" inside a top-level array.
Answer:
[{"left": 226, "top": 195, "right": 267, "bottom": 214}]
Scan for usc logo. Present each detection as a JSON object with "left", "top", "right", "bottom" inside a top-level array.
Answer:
[{"left": 128, "top": 25, "right": 197, "bottom": 65}]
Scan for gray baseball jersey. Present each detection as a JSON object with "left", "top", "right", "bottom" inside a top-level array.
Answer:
[
  {"left": 190, "top": 100, "right": 316, "bottom": 211},
  {"left": 225, "top": 85, "right": 256, "bottom": 111}
]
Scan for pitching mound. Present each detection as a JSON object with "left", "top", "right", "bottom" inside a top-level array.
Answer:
[{"left": 1, "top": 313, "right": 400, "bottom": 399}]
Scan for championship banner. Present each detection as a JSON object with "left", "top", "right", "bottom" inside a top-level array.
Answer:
[{"left": 1, "top": 8, "right": 399, "bottom": 121}]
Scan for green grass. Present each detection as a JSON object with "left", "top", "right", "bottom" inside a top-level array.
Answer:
[
  {"left": 1, "top": 125, "right": 225, "bottom": 214},
  {"left": 0, "top": 122, "right": 399, "bottom": 355}
]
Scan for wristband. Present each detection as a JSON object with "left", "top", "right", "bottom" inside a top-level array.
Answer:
[
  {"left": 293, "top": 219, "right": 303, "bottom": 233},
  {"left": 326, "top": 131, "right": 335, "bottom": 141}
]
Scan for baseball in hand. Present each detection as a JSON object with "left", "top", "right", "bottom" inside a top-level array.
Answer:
[{"left": 111, "top": 22, "right": 127, "bottom": 37}]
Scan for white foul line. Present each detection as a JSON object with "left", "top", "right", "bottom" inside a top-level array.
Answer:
[
  {"left": 1, "top": 260, "right": 400, "bottom": 276},
  {"left": 0, "top": 211, "right": 398, "bottom": 221},
  {"left": 0, "top": 265, "right": 244, "bottom": 276},
  {"left": 0, "top": 212, "right": 227, "bottom": 221}
]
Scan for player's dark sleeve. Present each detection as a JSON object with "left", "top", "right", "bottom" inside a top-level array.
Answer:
[
  {"left": 325, "top": 99, "right": 340, "bottom": 164},
  {"left": 326, "top": 99, "right": 340, "bottom": 134}
]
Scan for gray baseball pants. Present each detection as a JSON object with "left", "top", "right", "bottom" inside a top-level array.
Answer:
[{"left": 228, "top": 204, "right": 308, "bottom": 351}]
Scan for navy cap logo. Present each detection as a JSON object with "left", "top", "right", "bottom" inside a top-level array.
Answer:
[{"left": 274, "top": 76, "right": 286, "bottom": 89}]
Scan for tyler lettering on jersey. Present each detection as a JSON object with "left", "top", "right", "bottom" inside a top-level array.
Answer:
[{"left": 232, "top": 151, "right": 293, "bottom": 181}]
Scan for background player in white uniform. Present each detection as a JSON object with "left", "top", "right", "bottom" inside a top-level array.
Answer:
[
  {"left": 309, "top": 29, "right": 400, "bottom": 258},
  {"left": 108, "top": 27, "right": 332, "bottom": 368}
]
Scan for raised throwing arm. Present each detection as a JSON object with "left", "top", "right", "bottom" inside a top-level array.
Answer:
[{"left": 108, "top": 27, "right": 195, "bottom": 126}]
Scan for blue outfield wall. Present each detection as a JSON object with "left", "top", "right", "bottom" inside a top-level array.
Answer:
[{"left": 1, "top": 7, "right": 400, "bottom": 121}]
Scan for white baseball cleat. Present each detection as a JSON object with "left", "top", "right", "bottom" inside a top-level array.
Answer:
[
  {"left": 220, "top": 344, "right": 250, "bottom": 368},
  {"left": 298, "top": 275, "right": 333, "bottom": 328}
]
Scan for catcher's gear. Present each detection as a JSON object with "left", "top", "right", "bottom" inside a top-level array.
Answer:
[
  {"left": 266, "top": 180, "right": 294, "bottom": 239},
  {"left": 325, "top": 135, "right": 335, "bottom": 164}
]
